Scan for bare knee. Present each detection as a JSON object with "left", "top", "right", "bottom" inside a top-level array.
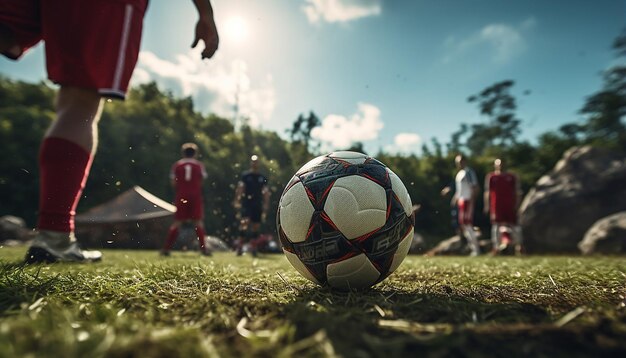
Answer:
[{"left": 56, "top": 86, "right": 102, "bottom": 123}]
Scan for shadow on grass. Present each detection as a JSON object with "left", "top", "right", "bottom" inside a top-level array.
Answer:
[{"left": 277, "top": 286, "right": 626, "bottom": 357}]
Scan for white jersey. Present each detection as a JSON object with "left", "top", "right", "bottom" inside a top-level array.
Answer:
[{"left": 455, "top": 167, "right": 478, "bottom": 200}]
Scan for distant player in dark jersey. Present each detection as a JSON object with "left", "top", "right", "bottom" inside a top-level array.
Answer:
[
  {"left": 1, "top": 0, "right": 219, "bottom": 263},
  {"left": 234, "top": 155, "right": 270, "bottom": 256},
  {"left": 161, "top": 143, "right": 211, "bottom": 256},
  {"left": 484, "top": 158, "right": 523, "bottom": 255}
]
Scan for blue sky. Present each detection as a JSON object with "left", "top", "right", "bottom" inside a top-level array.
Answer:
[{"left": 1, "top": 0, "right": 624, "bottom": 155}]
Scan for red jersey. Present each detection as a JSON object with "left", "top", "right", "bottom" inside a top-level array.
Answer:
[
  {"left": 170, "top": 158, "right": 207, "bottom": 198},
  {"left": 486, "top": 172, "right": 518, "bottom": 224}
]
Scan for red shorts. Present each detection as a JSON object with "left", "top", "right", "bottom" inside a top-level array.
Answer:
[
  {"left": 457, "top": 198, "right": 474, "bottom": 226},
  {"left": 0, "top": 0, "right": 148, "bottom": 99},
  {"left": 174, "top": 196, "right": 204, "bottom": 221},
  {"left": 491, "top": 206, "right": 517, "bottom": 225}
]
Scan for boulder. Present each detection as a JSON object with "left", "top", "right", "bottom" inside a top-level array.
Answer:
[
  {"left": 578, "top": 212, "right": 626, "bottom": 255},
  {"left": 425, "top": 235, "right": 470, "bottom": 256},
  {"left": 0, "top": 215, "right": 35, "bottom": 242},
  {"left": 519, "top": 146, "right": 626, "bottom": 253}
]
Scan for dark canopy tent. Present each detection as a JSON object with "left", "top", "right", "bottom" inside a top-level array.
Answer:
[{"left": 75, "top": 186, "right": 175, "bottom": 249}]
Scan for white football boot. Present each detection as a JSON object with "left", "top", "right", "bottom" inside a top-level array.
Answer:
[{"left": 24, "top": 230, "right": 102, "bottom": 264}]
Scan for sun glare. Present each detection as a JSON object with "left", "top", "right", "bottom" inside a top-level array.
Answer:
[{"left": 223, "top": 16, "right": 249, "bottom": 44}]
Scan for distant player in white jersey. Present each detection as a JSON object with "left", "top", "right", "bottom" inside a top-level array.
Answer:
[{"left": 452, "top": 154, "right": 481, "bottom": 256}]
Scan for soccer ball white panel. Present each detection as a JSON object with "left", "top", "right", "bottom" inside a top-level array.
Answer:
[
  {"left": 328, "top": 151, "right": 368, "bottom": 165},
  {"left": 327, "top": 254, "right": 380, "bottom": 290},
  {"left": 283, "top": 250, "right": 320, "bottom": 284},
  {"left": 324, "top": 176, "right": 387, "bottom": 240},
  {"left": 387, "top": 228, "right": 414, "bottom": 274},
  {"left": 296, "top": 155, "right": 328, "bottom": 175},
  {"left": 387, "top": 168, "right": 412, "bottom": 217},
  {"left": 279, "top": 182, "right": 315, "bottom": 243}
]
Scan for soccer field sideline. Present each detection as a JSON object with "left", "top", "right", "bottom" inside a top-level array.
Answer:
[{"left": 1, "top": 248, "right": 625, "bottom": 357}]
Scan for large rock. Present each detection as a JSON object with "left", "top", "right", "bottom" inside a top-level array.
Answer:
[
  {"left": 0, "top": 215, "right": 34, "bottom": 242},
  {"left": 578, "top": 212, "right": 626, "bottom": 255},
  {"left": 519, "top": 146, "right": 626, "bottom": 253},
  {"left": 425, "top": 235, "right": 470, "bottom": 256}
]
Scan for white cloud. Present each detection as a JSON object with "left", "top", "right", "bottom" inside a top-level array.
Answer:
[
  {"left": 303, "top": 0, "right": 382, "bottom": 24},
  {"left": 311, "top": 102, "right": 384, "bottom": 150},
  {"left": 130, "top": 48, "right": 275, "bottom": 127},
  {"left": 385, "top": 133, "right": 422, "bottom": 155},
  {"left": 443, "top": 17, "right": 536, "bottom": 64}
]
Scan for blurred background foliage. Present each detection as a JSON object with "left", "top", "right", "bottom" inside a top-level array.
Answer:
[{"left": 0, "top": 31, "right": 623, "bottom": 245}]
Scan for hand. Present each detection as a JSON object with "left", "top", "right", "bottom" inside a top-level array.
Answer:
[
  {"left": 233, "top": 200, "right": 241, "bottom": 210},
  {"left": 440, "top": 187, "right": 451, "bottom": 197},
  {"left": 261, "top": 212, "right": 267, "bottom": 223},
  {"left": 483, "top": 207, "right": 489, "bottom": 215},
  {"left": 192, "top": 16, "right": 219, "bottom": 59}
]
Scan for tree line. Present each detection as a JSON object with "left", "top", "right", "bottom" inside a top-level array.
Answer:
[{"left": 0, "top": 31, "right": 623, "bottom": 245}]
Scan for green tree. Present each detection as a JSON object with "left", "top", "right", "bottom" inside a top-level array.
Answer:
[
  {"left": 579, "top": 29, "right": 626, "bottom": 149},
  {"left": 465, "top": 80, "right": 523, "bottom": 155},
  {"left": 287, "top": 111, "right": 320, "bottom": 152},
  {"left": 0, "top": 78, "right": 55, "bottom": 224}
]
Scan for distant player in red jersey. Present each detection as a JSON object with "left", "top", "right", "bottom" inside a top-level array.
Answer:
[
  {"left": 484, "top": 158, "right": 523, "bottom": 255},
  {"left": 161, "top": 143, "right": 211, "bottom": 256},
  {"left": 1, "top": 0, "right": 219, "bottom": 263}
]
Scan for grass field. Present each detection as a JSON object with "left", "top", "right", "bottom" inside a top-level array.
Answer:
[{"left": 0, "top": 247, "right": 625, "bottom": 357}]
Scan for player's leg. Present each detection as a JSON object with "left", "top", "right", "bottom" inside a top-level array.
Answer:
[
  {"left": 163, "top": 196, "right": 191, "bottom": 255},
  {"left": 490, "top": 222, "right": 499, "bottom": 255},
  {"left": 249, "top": 222, "right": 261, "bottom": 257},
  {"left": 458, "top": 199, "right": 479, "bottom": 256},
  {"left": 246, "top": 205, "right": 263, "bottom": 256},
  {"left": 161, "top": 220, "right": 182, "bottom": 256},
  {"left": 236, "top": 216, "right": 250, "bottom": 256},
  {"left": 463, "top": 225, "right": 479, "bottom": 256},
  {"left": 194, "top": 220, "right": 211, "bottom": 256},
  {"left": 24, "top": 0, "right": 148, "bottom": 263},
  {"left": 25, "top": 86, "right": 104, "bottom": 264}
]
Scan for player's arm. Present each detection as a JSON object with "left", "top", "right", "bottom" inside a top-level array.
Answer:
[
  {"left": 191, "top": 0, "right": 219, "bottom": 59},
  {"left": 261, "top": 185, "right": 271, "bottom": 222},
  {"left": 469, "top": 170, "right": 479, "bottom": 201},
  {"left": 483, "top": 174, "right": 491, "bottom": 214},
  {"left": 201, "top": 164, "right": 208, "bottom": 180},
  {"left": 234, "top": 181, "right": 244, "bottom": 209},
  {"left": 169, "top": 165, "right": 177, "bottom": 188},
  {"left": 262, "top": 186, "right": 270, "bottom": 213}
]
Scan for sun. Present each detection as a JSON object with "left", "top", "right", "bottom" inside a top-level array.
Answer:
[{"left": 223, "top": 16, "right": 249, "bottom": 44}]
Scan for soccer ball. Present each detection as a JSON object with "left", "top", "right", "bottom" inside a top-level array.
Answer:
[{"left": 277, "top": 151, "right": 414, "bottom": 290}]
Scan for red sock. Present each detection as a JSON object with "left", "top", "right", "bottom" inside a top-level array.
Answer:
[
  {"left": 163, "top": 226, "right": 179, "bottom": 251},
  {"left": 196, "top": 226, "right": 206, "bottom": 251},
  {"left": 37, "top": 137, "right": 93, "bottom": 232}
]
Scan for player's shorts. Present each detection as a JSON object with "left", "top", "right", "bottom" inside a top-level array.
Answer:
[
  {"left": 0, "top": 0, "right": 148, "bottom": 99},
  {"left": 241, "top": 204, "right": 263, "bottom": 223},
  {"left": 175, "top": 197, "right": 204, "bottom": 221},
  {"left": 491, "top": 206, "right": 517, "bottom": 225},
  {"left": 457, "top": 198, "right": 474, "bottom": 226}
]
